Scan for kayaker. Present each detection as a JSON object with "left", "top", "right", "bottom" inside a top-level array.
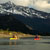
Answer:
[
  {"left": 35, "top": 35, "right": 39, "bottom": 38},
  {"left": 13, "top": 35, "right": 17, "bottom": 38},
  {"left": 10, "top": 34, "right": 19, "bottom": 40},
  {"left": 34, "top": 34, "right": 40, "bottom": 40}
]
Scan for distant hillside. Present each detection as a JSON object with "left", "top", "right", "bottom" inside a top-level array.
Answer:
[
  {"left": 0, "top": 14, "right": 32, "bottom": 34},
  {"left": 0, "top": 1, "right": 50, "bottom": 36},
  {"left": 0, "top": 14, "right": 50, "bottom": 36}
]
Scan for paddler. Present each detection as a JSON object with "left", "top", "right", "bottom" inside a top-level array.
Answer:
[
  {"left": 34, "top": 34, "right": 40, "bottom": 40},
  {"left": 12, "top": 34, "right": 19, "bottom": 39}
]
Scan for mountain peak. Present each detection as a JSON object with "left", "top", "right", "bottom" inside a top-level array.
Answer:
[
  {"left": 0, "top": 1, "right": 16, "bottom": 7},
  {"left": 6, "top": 1, "right": 15, "bottom": 6},
  {"left": 6, "top": 1, "right": 12, "bottom": 4},
  {"left": 0, "top": 1, "right": 50, "bottom": 19}
]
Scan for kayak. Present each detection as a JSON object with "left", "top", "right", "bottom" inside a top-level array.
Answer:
[
  {"left": 10, "top": 38, "right": 19, "bottom": 40},
  {"left": 34, "top": 38, "right": 40, "bottom": 40}
]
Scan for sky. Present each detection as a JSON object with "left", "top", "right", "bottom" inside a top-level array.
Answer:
[{"left": 0, "top": 0, "right": 50, "bottom": 13}]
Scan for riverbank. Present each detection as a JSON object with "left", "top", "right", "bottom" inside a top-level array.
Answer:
[
  {"left": 0, "top": 33, "right": 34, "bottom": 38},
  {"left": 0, "top": 30, "right": 34, "bottom": 38}
]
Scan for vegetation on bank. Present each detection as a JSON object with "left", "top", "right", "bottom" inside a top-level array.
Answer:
[{"left": 0, "top": 29, "right": 34, "bottom": 38}]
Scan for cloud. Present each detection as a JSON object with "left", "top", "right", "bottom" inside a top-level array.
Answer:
[
  {"left": 34, "top": 1, "right": 50, "bottom": 8},
  {"left": 0, "top": 0, "right": 9, "bottom": 3},
  {"left": 0, "top": 0, "right": 50, "bottom": 13},
  {"left": 11, "top": 0, "right": 31, "bottom": 6},
  {"left": 32, "top": 0, "right": 50, "bottom": 13},
  {"left": 34, "top": 0, "right": 50, "bottom": 8},
  {"left": 11, "top": 0, "right": 50, "bottom": 13}
]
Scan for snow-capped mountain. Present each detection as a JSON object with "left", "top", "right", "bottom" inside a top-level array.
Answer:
[
  {"left": 0, "top": 1, "right": 50, "bottom": 33},
  {"left": 0, "top": 1, "right": 50, "bottom": 19}
]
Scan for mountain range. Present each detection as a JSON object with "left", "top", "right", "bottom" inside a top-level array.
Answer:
[{"left": 0, "top": 1, "right": 50, "bottom": 35}]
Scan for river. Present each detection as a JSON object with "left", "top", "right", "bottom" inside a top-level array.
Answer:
[{"left": 0, "top": 37, "right": 50, "bottom": 50}]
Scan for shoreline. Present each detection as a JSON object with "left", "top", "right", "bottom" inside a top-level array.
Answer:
[
  {"left": 0, "top": 33, "right": 50, "bottom": 38},
  {"left": 0, "top": 30, "right": 50, "bottom": 38},
  {"left": 0, "top": 33, "right": 34, "bottom": 38}
]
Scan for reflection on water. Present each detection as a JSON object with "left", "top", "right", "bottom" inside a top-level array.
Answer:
[
  {"left": 0, "top": 38, "right": 36, "bottom": 45},
  {"left": 0, "top": 38, "right": 50, "bottom": 50},
  {"left": 9, "top": 40, "right": 17, "bottom": 46},
  {"left": 0, "top": 37, "right": 50, "bottom": 45},
  {"left": 0, "top": 38, "right": 17, "bottom": 45}
]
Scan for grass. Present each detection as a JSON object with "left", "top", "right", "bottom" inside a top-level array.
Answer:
[{"left": 0, "top": 29, "right": 34, "bottom": 38}]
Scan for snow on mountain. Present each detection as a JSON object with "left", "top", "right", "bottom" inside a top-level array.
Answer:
[
  {"left": 0, "top": 1, "right": 50, "bottom": 33},
  {"left": 0, "top": 1, "right": 50, "bottom": 19}
]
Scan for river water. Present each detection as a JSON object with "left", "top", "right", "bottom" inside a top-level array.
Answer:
[{"left": 0, "top": 37, "right": 50, "bottom": 50}]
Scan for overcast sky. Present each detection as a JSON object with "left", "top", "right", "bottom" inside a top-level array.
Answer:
[{"left": 0, "top": 0, "right": 50, "bottom": 13}]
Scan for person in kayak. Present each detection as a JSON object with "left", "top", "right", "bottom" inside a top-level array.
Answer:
[
  {"left": 12, "top": 34, "right": 19, "bottom": 39},
  {"left": 34, "top": 34, "right": 40, "bottom": 40},
  {"left": 35, "top": 35, "right": 39, "bottom": 38},
  {"left": 13, "top": 35, "right": 17, "bottom": 38}
]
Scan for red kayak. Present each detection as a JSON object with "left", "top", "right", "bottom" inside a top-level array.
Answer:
[
  {"left": 34, "top": 38, "right": 40, "bottom": 40},
  {"left": 34, "top": 35, "right": 40, "bottom": 40}
]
